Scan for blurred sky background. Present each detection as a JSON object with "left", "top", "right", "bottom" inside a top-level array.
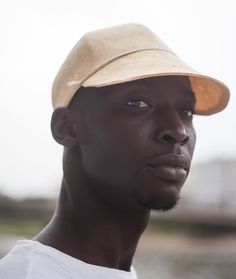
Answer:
[{"left": 0, "top": 0, "right": 235, "bottom": 199}]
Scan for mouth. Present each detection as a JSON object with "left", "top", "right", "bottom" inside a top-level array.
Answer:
[{"left": 147, "top": 154, "right": 190, "bottom": 182}]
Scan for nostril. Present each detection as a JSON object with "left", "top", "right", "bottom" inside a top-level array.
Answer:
[
  {"left": 162, "top": 134, "right": 177, "bottom": 143},
  {"left": 161, "top": 133, "right": 190, "bottom": 145},
  {"left": 180, "top": 134, "right": 190, "bottom": 145}
]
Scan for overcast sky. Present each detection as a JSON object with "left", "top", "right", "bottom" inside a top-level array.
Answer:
[{"left": 0, "top": 0, "right": 235, "bottom": 199}]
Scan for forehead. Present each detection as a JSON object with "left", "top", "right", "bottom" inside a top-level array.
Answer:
[
  {"left": 104, "top": 76, "right": 194, "bottom": 98},
  {"left": 69, "top": 75, "right": 195, "bottom": 109}
]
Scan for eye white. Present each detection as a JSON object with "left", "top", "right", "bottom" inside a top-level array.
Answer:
[
  {"left": 183, "top": 110, "right": 193, "bottom": 117},
  {"left": 126, "top": 100, "right": 150, "bottom": 108}
]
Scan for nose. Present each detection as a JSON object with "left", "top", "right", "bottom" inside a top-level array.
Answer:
[
  {"left": 158, "top": 129, "right": 189, "bottom": 145},
  {"left": 156, "top": 114, "right": 190, "bottom": 146}
]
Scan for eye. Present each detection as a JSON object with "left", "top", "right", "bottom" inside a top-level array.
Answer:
[
  {"left": 125, "top": 99, "right": 151, "bottom": 108},
  {"left": 181, "top": 109, "right": 194, "bottom": 118}
]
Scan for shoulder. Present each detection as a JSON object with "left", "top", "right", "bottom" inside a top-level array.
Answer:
[
  {"left": 0, "top": 240, "right": 33, "bottom": 279},
  {"left": 0, "top": 240, "right": 64, "bottom": 279}
]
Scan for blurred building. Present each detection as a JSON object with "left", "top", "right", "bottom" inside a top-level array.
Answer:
[
  {"left": 182, "top": 159, "right": 236, "bottom": 213},
  {"left": 153, "top": 159, "right": 236, "bottom": 227}
]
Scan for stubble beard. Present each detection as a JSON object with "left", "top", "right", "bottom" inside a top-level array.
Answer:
[{"left": 131, "top": 190, "right": 180, "bottom": 212}]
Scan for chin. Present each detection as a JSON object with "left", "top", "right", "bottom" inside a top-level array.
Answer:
[
  {"left": 131, "top": 186, "right": 181, "bottom": 212},
  {"left": 137, "top": 195, "right": 179, "bottom": 212}
]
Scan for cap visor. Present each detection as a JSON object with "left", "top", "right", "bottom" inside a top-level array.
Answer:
[{"left": 82, "top": 50, "right": 230, "bottom": 115}]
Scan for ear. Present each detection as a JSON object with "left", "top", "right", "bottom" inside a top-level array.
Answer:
[{"left": 51, "top": 107, "right": 78, "bottom": 147}]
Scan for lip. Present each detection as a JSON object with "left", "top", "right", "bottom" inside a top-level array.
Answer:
[{"left": 147, "top": 154, "right": 190, "bottom": 182}]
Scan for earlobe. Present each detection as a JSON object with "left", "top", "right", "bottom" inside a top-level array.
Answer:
[{"left": 51, "top": 108, "right": 78, "bottom": 147}]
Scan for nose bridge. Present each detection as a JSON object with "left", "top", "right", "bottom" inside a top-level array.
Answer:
[{"left": 155, "top": 109, "right": 189, "bottom": 144}]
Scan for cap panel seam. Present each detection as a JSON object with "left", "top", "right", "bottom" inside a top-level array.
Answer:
[{"left": 67, "top": 48, "right": 176, "bottom": 87}]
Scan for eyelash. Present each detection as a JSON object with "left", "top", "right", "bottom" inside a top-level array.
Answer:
[
  {"left": 125, "top": 98, "right": 151, "bottom": 108},
  {"left": 124, "top": 98, "right": 195, "bottom": 118}
]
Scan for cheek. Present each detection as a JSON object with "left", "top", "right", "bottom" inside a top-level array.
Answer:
[{"left": 80, "top": 121, "right": 149, "bottom": 187}]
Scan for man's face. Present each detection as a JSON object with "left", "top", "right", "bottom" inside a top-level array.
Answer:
[{"left": 70, "top": 76, "right": 196, "bottom": 212}]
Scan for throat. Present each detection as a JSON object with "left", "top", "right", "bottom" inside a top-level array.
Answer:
[{"left": 34, "top": 200, "right": 150, "bottom": 271}]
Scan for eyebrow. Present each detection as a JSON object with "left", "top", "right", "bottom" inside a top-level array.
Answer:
[
  {"left": 180, "top": 89, "right": 196, "bottom": 103},
  {"left": 115, "top": 83, "right": 147, "bottom": 93}
]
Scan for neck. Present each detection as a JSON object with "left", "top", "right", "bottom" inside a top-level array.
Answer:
[{"left": 34, "top": 151, "right": 150, "bottom": 271}]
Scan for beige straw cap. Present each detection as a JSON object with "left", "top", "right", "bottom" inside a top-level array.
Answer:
[{"left": 52, "top": 23, "right": 230, "bottom": 115}]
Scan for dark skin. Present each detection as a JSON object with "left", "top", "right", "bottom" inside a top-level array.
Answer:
[{"left": 34, "top": 76, "right": 196, "bottom": 271}]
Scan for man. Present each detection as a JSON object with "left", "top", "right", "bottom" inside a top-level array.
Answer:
[{"left": 0, "top": 23, "right": 230, "bottom": 278}]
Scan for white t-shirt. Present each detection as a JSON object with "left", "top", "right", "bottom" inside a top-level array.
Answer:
[{"left": 0, "top": 240, "right": 138, "bottom": 279}]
